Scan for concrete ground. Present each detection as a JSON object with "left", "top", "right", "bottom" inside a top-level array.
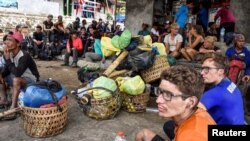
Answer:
[{"left": 0, "top": 60, "right": 168, "bottom": 141}]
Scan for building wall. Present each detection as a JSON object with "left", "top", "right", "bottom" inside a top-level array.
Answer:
[
  {"left": 125, "top": 0, "right": 154, "bottom": 36},
  {"left": 0, "top": 0, "right": 60, "bottom": 16},
  {"left": 231, "top": 0, "right": 250, "bottom": 42}
]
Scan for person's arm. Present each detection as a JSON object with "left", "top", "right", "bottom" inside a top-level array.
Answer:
[
  {"left": 199, "top": 47, "right": 215, "bottom": 54},
  {"left": 66, "top": 40, "right": 71, "bottom": 53},
  {"left": 214, "top": 9, "right": 221, "bottom": 21},
  {"left": 5, "top": 54, "right": 29, "bottom": 77},
  {"left": 175, "top": 35, "right": 183, "bottom": 52},
  {"left": 164, "top": 36, "right": 169, "bottom": 54},
  {"left": 188, "top": 36, "right": 203, "bottom": 49}
]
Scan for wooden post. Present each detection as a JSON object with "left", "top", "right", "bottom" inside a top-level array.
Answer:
[
  {"left": 0, "top": 108, "right": 21, "bottom": 118},
  {"left": 103, "top": 51, "right": 128, "bottom": 76}
]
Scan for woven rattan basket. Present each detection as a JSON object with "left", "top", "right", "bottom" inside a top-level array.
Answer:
[
  {"left": 21, "top": 100, "right": 68, "bottom": 138},
  {"left": 75, "top": 87, "right": 121, "bottom": 120},
  {"left": 121, "top": 91, "right": 150, "bottom": 113},
  {"left": 141, "top": 55, "right": 170, "bottom": 83}
]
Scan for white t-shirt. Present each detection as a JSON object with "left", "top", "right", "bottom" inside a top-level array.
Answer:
[
  {"left": 151, "top": 28, "right": 159, "bottom": 36},
  {"left": 164, "top": 34, "right": 183, "bottom": 51}
]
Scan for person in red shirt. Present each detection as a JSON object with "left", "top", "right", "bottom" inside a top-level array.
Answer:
[
  {"left": 214, "top": 0, "right": 235, "bottom": 39},
  {"left": 61, "top": 31, "right": 83, "bottom": 67}
]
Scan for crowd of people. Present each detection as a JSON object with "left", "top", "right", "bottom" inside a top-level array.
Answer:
[{"left": 0, "top": 0, "right": 250, "bottom": 140}]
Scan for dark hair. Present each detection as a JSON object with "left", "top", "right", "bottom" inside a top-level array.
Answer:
[
  {"left": 186, "top": 0, "right": 194, "bottom": 5},
  {"left": 48, "top": 14, "right": 53, "bottom": 18},
  {"left": 36, "top": 25, "right": 42, "bottom": 29},
  {"left": 16, "top": 24, "right": 21, "bottom": 30},
  {"left": 3, "top": 34, "right": 8, "bottom": 42},
  {"left": 192, "top": 24, "right": 205, "bottom": 37},
  {"left": 161, "top": 65, "right": 204, "bottom": 100},
  {"left": 8, "top": 31, "right": 13, "bottom": 35},
  {"left": 93, "top": 30, "right": 101, "bottom": 39},
  {"left": 201, "top": 53, "right": 229, "bottom": 75},
  {"left": 208, "top": 22, "right": 215, "bottom": 28},
  {"left": 80, "top": 27, "right": 86, "bottom": 31}
]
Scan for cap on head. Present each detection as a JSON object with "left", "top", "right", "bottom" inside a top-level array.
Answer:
[{"left": 8, "top": 32, "right": 23, "bottom": 43}]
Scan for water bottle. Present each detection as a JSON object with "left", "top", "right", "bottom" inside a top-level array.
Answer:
[
  {"left": 114, "top": 131, "right": 127, "bottom": 141},
  {"left": 220, "top": 27, "right": 225, "bottom": 42}
]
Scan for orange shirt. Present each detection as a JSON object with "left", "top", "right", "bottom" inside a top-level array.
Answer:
[
  {"left": 174, "top": 108, "right": 216, "bottom": 141},
  {"left": 66, "top": 37, "right": 83, "bottom": 51}
]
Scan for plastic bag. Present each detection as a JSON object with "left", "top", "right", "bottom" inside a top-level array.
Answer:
[
  {"left": 92, "top": 76, "right": 117, "bottom": 99},
  {"left": 115, "top": 56, "right": 132, "bottom": 71},
  {"left": 167, "top": 55, "right": 176, "bottom": 66},
  {"left": 142, "top": 35, "right": 152, "bottom": 46},
  {"left": 22, "top": 80, "right": 65, "bottom": 108},
  {"left": 77, "top": 67, "right": 100, "bottom": 83},
  {"left": 119, "top": 29, "right": 132, "bottom": 49},
  {"left": 111, "top": 35, "right": 120, "bottom": 49},
  {"left": 128, "top": 50, "right": 156, "bottom": 71},
  {"left": 152, "top": 42, "right": 166, "bottom": 55},
  {"left": 101, "top": 37, "right": 121, "bottom": 57},
  {"left": 118, "top": 76, "right": 145, "bottom": 95},
  {"left": 126, "top": 38, "right": 139, "bottom": 51}
]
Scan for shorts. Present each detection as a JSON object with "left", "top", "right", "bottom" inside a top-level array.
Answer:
[{"left": 5, "top": 74, "right": 35, "bottom": 88}]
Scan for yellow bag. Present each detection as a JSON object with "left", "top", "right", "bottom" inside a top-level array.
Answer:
[
  {"left": 101, "top": 37, "right": 121, "bottom": 57},
  {"left": 142, "top": 35, "right": 152, "bottom": 46},
  {"left": 152, "top": 42, "right": 167, "bottom": 55},
  {"left": 93, "top": 76, "right": 117, "bottom": 99},
  {"left": 116, "top": 76, "right": 145, "bottom": 95}
]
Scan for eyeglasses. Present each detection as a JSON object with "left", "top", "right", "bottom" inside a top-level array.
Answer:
[
  {"left": 156, "top": 88, "right": 191, "bottom": 101},
  {"left": 200, "top": 66, "right": 222, "bottom": 73}
]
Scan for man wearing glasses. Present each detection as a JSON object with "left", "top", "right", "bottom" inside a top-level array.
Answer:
[
  {"left": 199, "top": 53, "right": 244, "bottom": 125},
  {"left": 135, "top": 65, "right": 215, "bottom": 141}
]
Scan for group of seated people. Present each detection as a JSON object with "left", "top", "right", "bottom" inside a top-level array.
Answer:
[{"left": 138, "top": 21, "right": 222, "bottom": 61}]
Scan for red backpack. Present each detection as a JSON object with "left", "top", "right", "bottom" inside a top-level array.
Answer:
[{"left": 228, "top": 60, "right": 245, "bottom": 84}]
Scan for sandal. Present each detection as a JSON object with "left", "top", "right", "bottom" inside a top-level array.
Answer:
[{"left": 0, "top": 113, "right": 17, "bottom": 121}]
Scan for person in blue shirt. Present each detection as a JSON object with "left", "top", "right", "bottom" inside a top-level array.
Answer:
[
  {"left": 199, "top": 53, "right": 244, "bottom": 125},
  {"left": 175, "top": 0, "right": 194, "bottom": 47},
  {"left": 226, "top": 34, "right": 250, "bottom": 69},
  {"left": 84, "top": 30, "right": 105, "bottom": 63},
  {"left": 197, "top": 2, "right": 209, "bottom": 33}
]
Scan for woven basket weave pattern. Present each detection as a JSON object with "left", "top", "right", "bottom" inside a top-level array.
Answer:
[
  {"left": 141, "top": 56, "right": 170, "bottom": 83},
  {"left": 121, "top": 92, "right": 149, "bottom": 113},
  {"left": 21, "top": 101, "right": 68, "bottom": 138},
  {"left": 76, "top": 90, "right": 121, "bottom": 120}
]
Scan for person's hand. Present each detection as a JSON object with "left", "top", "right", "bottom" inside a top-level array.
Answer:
[
  {"left": 242, "top": 75, "right": 250, "bottom": 82},
  {"left": 67, "top": 48, "right": 71, "bottom": 54},
  {"left": 4, "top": 47, "right": 10, "bottom": 60}
]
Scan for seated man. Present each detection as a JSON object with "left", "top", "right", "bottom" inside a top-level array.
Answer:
[
  {"left": 0, "top": 32, "right": 40, "bottom": 117},
  {"left": 199, "top": 53, "right": 245, "bottom": 124},
  {"left": 33, "top": 25, "right": 45, "bottom": 58},
  {"left": 135, "top": 65, "right": 216, "bottom": 141},
  {"left": 226, "top": 34, "right": 250, "bottom": 82}
]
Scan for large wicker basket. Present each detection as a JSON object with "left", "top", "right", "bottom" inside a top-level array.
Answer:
[
  {"left": 121, "top": 90, "right": 150, "bottom": 113},
  {"left": 141, "top": 55, "right": 170, "bottom": 83},
  {"left": 75, "top": 87, "right": 121, "bottom": 120},
  {"left": 21, "top": 100, "right": 68, "bottom": 138}
]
